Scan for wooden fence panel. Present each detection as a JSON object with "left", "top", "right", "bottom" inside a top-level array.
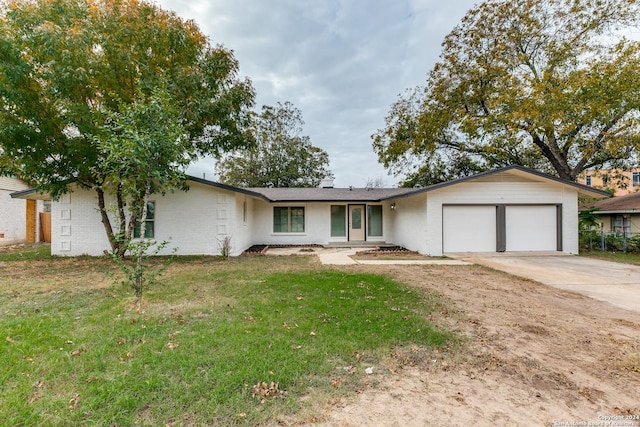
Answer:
[{"left": 40, "top": 212, "right": 51, "bottom": 243}]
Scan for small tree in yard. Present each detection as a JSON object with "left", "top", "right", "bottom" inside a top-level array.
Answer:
[
  {"left": 111, "top": 239, "right": 176, "bottom": 311},
  {"left": 96, "top": 89, "right": 185, "bottom": 308},
  {"left": 218, "top": 235, "right": 232, "bottom": 259},
  {"left": 95, "top": 89, "right": 188, "bottom": 253}
]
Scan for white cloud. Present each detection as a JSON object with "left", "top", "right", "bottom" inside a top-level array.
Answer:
[{"left": 160, "top": 0, "right": 477, "bottom": 187}]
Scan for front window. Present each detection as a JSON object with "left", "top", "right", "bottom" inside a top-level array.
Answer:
[
  {"left": 331, "top": 205, "right": 346, "bottom": 237},
  {"left": 585, "top": 176, "right": 592, "bottom": 186},
  {"left": 273, "top": 206, "right": 305, "bottom": 233},
  {"left": 367, "top": 205, "right": 383, "bottom": 237},
  {"left": 134, "top": 201, "right": 155, "bottom": 238},
  {"left": 633, "top": 172, "right": 640, "bottom": 187}
]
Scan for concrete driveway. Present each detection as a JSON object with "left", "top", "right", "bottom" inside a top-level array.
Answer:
[{"left": 450, "top": 252, "right": 640, "bottom": 313}]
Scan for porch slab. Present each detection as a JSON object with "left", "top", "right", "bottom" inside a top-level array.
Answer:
[{"left": 263, "top": 246, "right": 472, "bottom": 266}]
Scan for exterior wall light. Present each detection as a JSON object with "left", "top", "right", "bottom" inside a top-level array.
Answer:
[{"left": 390, "top": 203, "right": 396, "bottom": 211}]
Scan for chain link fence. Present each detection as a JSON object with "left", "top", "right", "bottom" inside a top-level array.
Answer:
[{"left": 579, "top": 230, "right": 640, "bottom": 253}]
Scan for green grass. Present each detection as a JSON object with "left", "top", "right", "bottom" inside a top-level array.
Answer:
[
  {"left": 0, "top": 243, "right": 54, "bottom": 261},
  {"left": 580, "top": 250, "right": 640, "bottom": 266},
  {"left": 1, "top": 251, "right": 452, "bottom": 426}
]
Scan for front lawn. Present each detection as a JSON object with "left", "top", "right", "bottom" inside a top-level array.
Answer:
[{"left": 1, "top": 249, "right": 452, "bottom": 425}]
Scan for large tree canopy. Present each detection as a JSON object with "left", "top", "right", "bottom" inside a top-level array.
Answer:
[
  {"left": 373, "top": 0, "right": 640, "bottom": 186},
  {"left": 216, "top": 102, "right": 331, "bottom": 188},
  {"left": 0, "top": 0, "right": 255, "bottom": 253}
]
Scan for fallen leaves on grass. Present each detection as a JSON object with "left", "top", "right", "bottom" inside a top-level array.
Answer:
[
  {"left": 119, "top": 352, "right": 134, "bottom": 361},
  {"left": 252, "top": 381, "right": 286, "bottom": 402},
  {"left": 68, "top": 394, "right": 80, "bottom": 410},
  {"left": 343, "top": 365, "right": 356, "bottom": 374},
  {"left": 28, "top": 381, "right": 45, "bottom": 405}
]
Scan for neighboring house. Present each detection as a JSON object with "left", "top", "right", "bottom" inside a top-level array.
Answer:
[
  {"left": 578, "top": 169, "right": 640, "bottom": 196},
  {"left": 581, "top": 192, "right": 640, "bottom": 237},
  {"left": 11, "top": 165, "right": 608, "bottom": 256},
  {"left": 1, "top": 176, "right": 49, "bottom": 246}
]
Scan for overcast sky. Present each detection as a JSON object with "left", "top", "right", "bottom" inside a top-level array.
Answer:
[{"left": 157, "top": 0, "right": 479, "bottom": 188}]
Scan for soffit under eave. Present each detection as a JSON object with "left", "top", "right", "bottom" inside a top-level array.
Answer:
[{"left": 10, "top": 188, "right": 51, "bottom": 200}]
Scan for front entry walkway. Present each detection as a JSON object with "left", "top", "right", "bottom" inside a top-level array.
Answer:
[{"left": 264, "top": 246, "right": 471, "bottom": 266}]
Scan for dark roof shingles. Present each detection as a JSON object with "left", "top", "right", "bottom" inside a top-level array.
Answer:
[
  {"left": 245, "top": 187, "right": 415, "bottom": 202},
  {"left": 583, "top": 191, "right": 640, "bottom": 211}
]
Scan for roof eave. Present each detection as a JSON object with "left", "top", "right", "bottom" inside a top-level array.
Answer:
[
  {"left": 10, "top": 188, "right": 51, "bottom": 200},
  {"left": 186, "top": 175, "right": 272, "bottom": 201},
  {"left": 393, "top": 165, "right": 610, "bottom": 199},
  {"left": 267, "top": 198, "right": 388, "bottom": 203},
  {"left": 591, "top": 209, "right": 640, "bottom": 214}
]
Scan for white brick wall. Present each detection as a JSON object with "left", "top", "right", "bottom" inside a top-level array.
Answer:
[
  {"left": 387, "top": 192, "right": 428, "bottom": 253},
  {"left": 49, "top": 173, "right": 584, "bottom": 257},
  {"left": 251, "top": 200, "right": 331, "bottom": 246},
  {"left": 423, "top": 180, "right": 578, "bottom": 256},
  {"left": 249, "top": 200, "right": 392, "bottom": 246},
  {"left": 51, "top": 182, "right": 244, "bottom": 256},
  {"left": 0, "top": 177, "right": 35, "bottom": 245}
]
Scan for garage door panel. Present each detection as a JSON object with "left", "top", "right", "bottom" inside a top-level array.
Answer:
[
  {"left": 505, "top": 206, "right": 557, "bottom": 251},
  {"left": 443, "top": 206, "right": 496, "bottom": 252}
]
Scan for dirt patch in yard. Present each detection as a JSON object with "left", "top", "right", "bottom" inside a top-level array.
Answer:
[
  {"left": 350, "top": 249, "right": 448, "bottom": 261},
  {"left": 312, "top": 264, "right": 640, "bottom": 427}
]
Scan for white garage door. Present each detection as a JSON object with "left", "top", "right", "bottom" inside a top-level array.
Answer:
[
  {"left": 443, "top": 206, "right": 496, "bottom": 253},
  {"left": 505, "top": 205, "right": 557, "bottom": 251}
]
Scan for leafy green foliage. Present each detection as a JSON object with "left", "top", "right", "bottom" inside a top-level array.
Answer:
[
  {"left": 217, "top": 102, "right": 331, "bottom": 187},
  {"left": 373, "top": 0, "right": 640, "bottom": 184},
  {"left": 400, "top": 153, "right": 486, "bottom": 188},
  {"left": 93, "top": 88, "right": 188, "bottom": 255},
  {"left": 578, "top": 207, "right": 601, "bottom": 231},
  {"left": 110, "top": 239, "right": 175, "bottom": 309},
  {"left": 0, "top": 0, "right": 255, "bottom": 252},
  {"left": 582, "top": 248, "right": 640, "bottom": 264}
]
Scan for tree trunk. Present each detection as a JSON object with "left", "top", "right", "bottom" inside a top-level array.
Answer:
[
  {"left": 530, "top": 134, "right": 574, "bottom": 181},
  {"left": 96, "top": 188, "right": 120, "bottom": 254}
]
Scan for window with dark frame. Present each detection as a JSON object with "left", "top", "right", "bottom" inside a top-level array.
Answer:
[
  {"left": 367, "top": 205, "right": 383, "bottom": 237},
  {"left": 273, "top": 206, "right": 305, "bottom": 233},
  {"left": 133, "top": 201, "right": 155, "bottom": 238},
  {"left": 330, "top": 205, "right": 346, "bottom": 237}
]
